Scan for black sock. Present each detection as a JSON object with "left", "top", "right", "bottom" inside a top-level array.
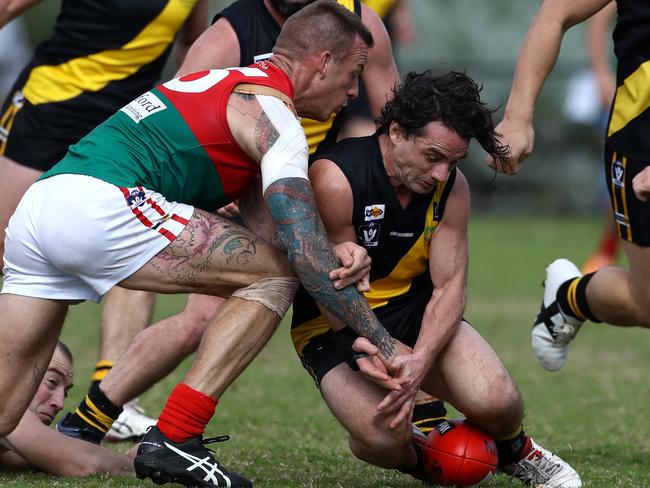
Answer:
[
  {"left": 495, "top": 427, "right": 531, "bottom": 466},
  {"left": 70, "top": 383, "right": 123, "bottom": 435},
  {"left": 413, "top": 400, "right": 448, "bottom": 433},
  {"left": 556, "top": 273, "right": 601, "bottom": 322}
]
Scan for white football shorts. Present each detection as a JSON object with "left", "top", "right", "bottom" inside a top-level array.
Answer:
[{"left": 2, "top": 174, "right": 194, "bottom": 302}]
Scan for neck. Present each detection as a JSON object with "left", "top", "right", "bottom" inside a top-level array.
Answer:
[
  {"left": 263, "top": 0, "right": 287, "bottom": 26},
  {"left": 270, "top": 54, "right": 314, "bottom": 118}
]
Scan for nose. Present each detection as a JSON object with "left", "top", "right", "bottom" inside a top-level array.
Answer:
[
  {"left": 51, "top": 388, "right": 66, "bottom": 413},
  {"left": 430, "top": 162, "right": 451, "bottom": 183}
]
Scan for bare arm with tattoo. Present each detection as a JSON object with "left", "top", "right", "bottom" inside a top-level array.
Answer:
[{"left": 227, "top": 91, "right": 398, "bottom": 362}]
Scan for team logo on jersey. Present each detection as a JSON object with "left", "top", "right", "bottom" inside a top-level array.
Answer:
[
  {"left": 120, "top": 92, "right": 167, "bottom": 123},
  {"left": 126, "top": 189, "right": 147, "bottom": 208},
  {"left": 359, "top": 222, "right": 380, "bottom": 247},
  {"left": 612, "top": 160, "right": 625, "bottom": 188},
  {"left": 364, "top": 204, "right": 385, "bottom": 221}
]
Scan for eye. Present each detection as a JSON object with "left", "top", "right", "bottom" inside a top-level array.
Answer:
[{"left": 426, "top": 154, "right": 439, "bottom": 163}]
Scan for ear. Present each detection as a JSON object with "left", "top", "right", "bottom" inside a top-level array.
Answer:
[
  {"left": 389, "top": 122, "right": 406, "bottom": 143},
  {"left": 316, "top": 51, "right": 333, "bottom": 79}
]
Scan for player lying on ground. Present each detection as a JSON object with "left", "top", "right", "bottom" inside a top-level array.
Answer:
[{"left": 0, "top": 341, "right": 133, "bottom": 476}]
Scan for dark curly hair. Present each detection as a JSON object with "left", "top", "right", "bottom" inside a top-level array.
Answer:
[{"left": 376, "top": 70, "right": 509, "bottom": 166}]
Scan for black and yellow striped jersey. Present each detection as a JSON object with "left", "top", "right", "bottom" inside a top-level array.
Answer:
[
  {"left": 607, "top": 0, "right": 650, "bottom": 158},
  {"left": 20, "top": 0, "right": 197, "bottom": 110},
  {"left": 291, "top": 134, "right": 457, "bottom": 353},
  {"left": 215, "top": 0, "right": 361, "bottom": 155}
]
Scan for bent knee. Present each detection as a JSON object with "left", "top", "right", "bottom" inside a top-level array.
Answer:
[
  {"left": 468, "top": 376, "right": 523, "bottom": 421},
  {"left": 349, "top": 428, "right": 407, "bottom": 459}
]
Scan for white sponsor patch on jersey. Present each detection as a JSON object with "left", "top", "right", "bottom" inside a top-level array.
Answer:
[
  {"left": 364, "top": 204, "right": 385, "bottom": 221},
  {"left": 120, "top": 91, "right": 167, "bottom": 123}
]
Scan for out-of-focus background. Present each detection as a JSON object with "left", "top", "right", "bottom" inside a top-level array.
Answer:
[
  {"left": 4, "top": 3, "right": 647, "bottom": 488},
  {"left": 7, "top": 0, "right": 608, "bottom": 216}
]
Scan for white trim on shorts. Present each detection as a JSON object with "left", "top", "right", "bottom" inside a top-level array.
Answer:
[{"left": 1, "top": 174, "right": 194, "bottom": 302}]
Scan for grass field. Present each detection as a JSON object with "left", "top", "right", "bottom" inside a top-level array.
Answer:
[{"left": 1, "top": 215, "right": 648, "bottom": 487}]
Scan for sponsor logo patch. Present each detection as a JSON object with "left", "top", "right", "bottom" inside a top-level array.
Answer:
[
  {"left": 364, "top": 204, "right": 385, "bottom": 221},
  {"left": 120, "top": 91, "right": 166, "bottom": 123}
]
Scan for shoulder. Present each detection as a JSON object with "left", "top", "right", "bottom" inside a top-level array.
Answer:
[
  {"left": 442, "top": 168, "right": 470, "bottom": 222},
  {"left": 310, "top": 158, "right": 352, "bottom": 195},
  {"left": 315, "top": 136, "right": 376, "bottom": 165},
  {"left": 309, "top": 158, "right": 354, "bottom": 228}
]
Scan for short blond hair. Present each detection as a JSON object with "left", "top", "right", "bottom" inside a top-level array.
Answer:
[{"left": 274, "top": 0, "right": 374, "bottom": 61}]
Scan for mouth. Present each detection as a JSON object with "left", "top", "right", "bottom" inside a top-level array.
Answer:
[{"left": 39, "top": 412, "right": 54, "bottom": 425}]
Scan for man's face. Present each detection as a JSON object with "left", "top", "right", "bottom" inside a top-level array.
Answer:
[
  {"left": 28, "top": 347, "right": 73, "bottom": 425},
  {"left": 268, "top": 0, "right": 316, "bottom": 17},
  {"left": 311, "top": 36, "right": 369, "bottom": 121},
  {"left": 389, "top": 120, "right": 469, "bottom": 193}
]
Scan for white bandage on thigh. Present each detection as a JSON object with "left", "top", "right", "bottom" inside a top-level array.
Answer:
[
  {"left": 256, "top": 94, "right": 309, "bottom": 192},
  {"left": 231, "top": 276, "right": 299, "bottom": 317}
]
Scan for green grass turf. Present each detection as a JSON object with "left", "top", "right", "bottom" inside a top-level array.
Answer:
[{"left": 1, "top": 215, "right": 648, "bottom": 487}]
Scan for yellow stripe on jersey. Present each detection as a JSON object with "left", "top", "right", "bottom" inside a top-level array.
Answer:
[
  {"left": 608, "top": 60, "right": 650, "bottom": 137},
  {"left": 338, "top": 0, "right": 356, "bottom": 12},
  {"left": 22, "top": 0, "right": 196, "bottom": 105},
  {"left": 362, "top": 0, "right": 397, "bottom": 19},
  {"left": 303, "top": 115, "right": 337, "bottom": 154},
  {"left": 365, "top": 183, "right": 444, "bottom": 307}
]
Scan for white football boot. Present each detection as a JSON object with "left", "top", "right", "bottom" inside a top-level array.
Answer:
[
  {"left": 532, "top": 259, "right": 584, "bottom": 371},
  {"left": 502, "top": 439, "right": 582, "bottom": 488},
  {"left": 105, "top": 399, "right": 157, "bottom": 442}
]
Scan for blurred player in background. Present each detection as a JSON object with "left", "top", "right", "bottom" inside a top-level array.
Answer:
[
  {"left": 0, "top": 342, "right": 133, "bottom": 476},
  {"left": 487, "top": 0, "right": 650, "bottom": 372},
  {"left": 0, "top": 18, "right": 31, "bottom": 101},
  {"left": 0, "top": 0, "right": 208, "bottom": 441},
  {"left": 340, "top": 0, "right": 416, "bottom": 139},
  {"left": 292, "top": 70, "right": 581, "bottom": 487}
]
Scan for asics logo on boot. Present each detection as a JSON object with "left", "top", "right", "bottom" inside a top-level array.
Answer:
[{"left": 164, "top": 442, "right": 232, "bottom": 487}]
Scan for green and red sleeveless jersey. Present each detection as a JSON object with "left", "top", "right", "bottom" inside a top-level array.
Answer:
[{"left": 42, "top": 62, "right": 294, "bottom": 211}]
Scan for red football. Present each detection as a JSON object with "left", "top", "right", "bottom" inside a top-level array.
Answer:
[{"left": 420, "top": 418, "right": 498, "bottom": 487}]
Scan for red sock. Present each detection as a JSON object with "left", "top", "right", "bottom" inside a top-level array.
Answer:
[{"left": 157, "top": 383, "right": 218, "bottom": 442}]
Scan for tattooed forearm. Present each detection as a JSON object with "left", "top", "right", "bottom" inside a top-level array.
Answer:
[{"left": 266, "top": 178, "right": 396, "bottom": 358}]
